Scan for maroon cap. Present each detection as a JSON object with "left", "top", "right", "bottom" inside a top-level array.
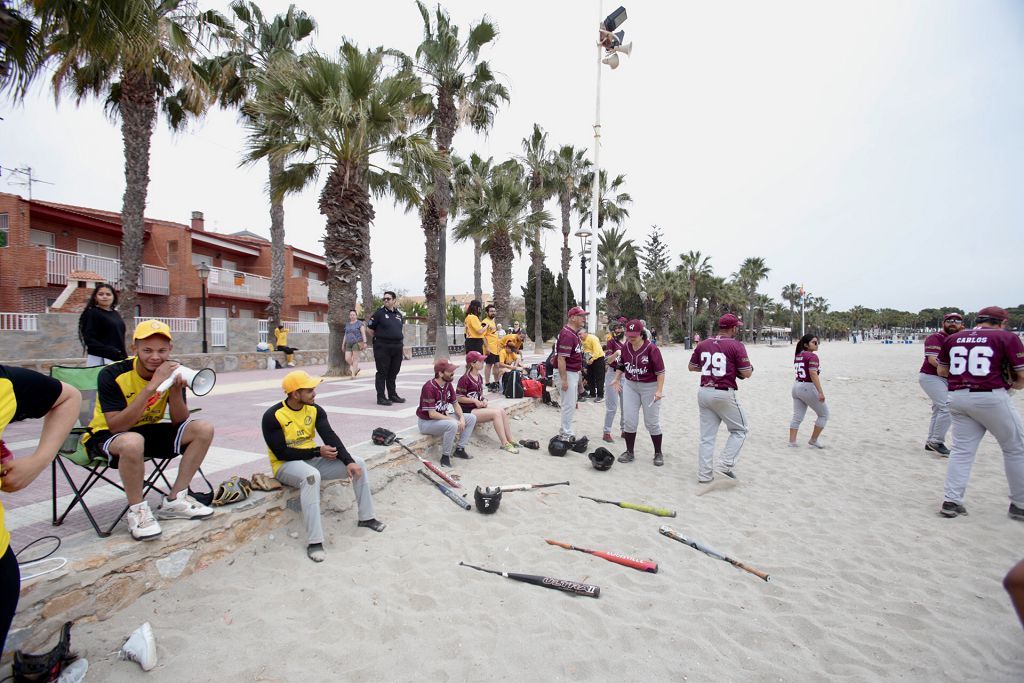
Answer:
[
  {"left": 976, "top": 306, "right": 1008, "bottom": 322},
  {"left": 942, "top": 312, "right": 964, "bottom": 322},
  {"left": 465, "top": 351, "right": 486, "bottom": 364},
  {"left": 718, "top": 313, "right": 742, "bottom": 329},
  {"left": 625, "top": 319, "right": 645, "bottom": 337},
  {"left": 567, "top": 306, "right": 589, "bottom": 318},
  {"left": 433, "top": 359, "right": 458, "bottom": 375},
  {"left": 616, "top": 316, "right": 628, "bottom": 323}
]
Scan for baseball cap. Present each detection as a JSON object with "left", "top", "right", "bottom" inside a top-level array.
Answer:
[
  {"left": 616, "top": 316, "right": 628, "bottom": 323},
  {"left": 466, "top": 351, "right": 486, "bottom": 363},
  {"left": 133, "top": 319, "right": 173, "bottom": 341},
  {"left": 625, "top": 319, "right": 645, "bottom": 337},
  {"left": 282, "top": 370, "right": 322, "bottom": 394},
  {"left": 942, "top": 312, "right": 964, "bottom": 322},
  {"left": 976, "top": 306, "right": 1008, "bottom": 322},
  {"left": 718, "top": 313, "right": 742, "bottom": 329},
  {"left": 567, "top": 306, "right": 589, "bottom": 318},
  {"left": 434, "top": 359, "right": 458, "bottom": 375}
]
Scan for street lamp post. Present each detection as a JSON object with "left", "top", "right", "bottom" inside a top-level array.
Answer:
[
  {"left": 575, "top": 228, "right": 592, "bottom": 312},
  {"left": 196, "top": 262, "right": 210, "bottom": 354},
  {"left": 450, "top": 296, "right": 458, "bottom": 347}
]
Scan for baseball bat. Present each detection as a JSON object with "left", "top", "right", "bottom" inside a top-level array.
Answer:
[
  {"left": 459, "top": 562, "right": 600, "bottom": 598},
  {"left": 659, "top": 526, "right": 770, "bottom": 582},
  {"left": 578, "top": 495, "right": 676, "bottom": 518},
  {"left": 544, "top": 539, "right": 658, "bottom": 573},
  {"left": 396, "top": 438, "right": 460, "bottom": 488},
  {"left": 418, "top": 470, "right": 471, "bottom": 510},
  {"left": 493, "top": 481, "right": 570, "bottom": 492}
]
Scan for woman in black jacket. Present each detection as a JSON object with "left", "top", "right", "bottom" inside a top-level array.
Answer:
[{"left": 78, "top": 283, "right": 127, "bottom": 366}]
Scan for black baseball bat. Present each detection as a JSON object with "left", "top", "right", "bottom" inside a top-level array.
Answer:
[
  {"left": 459, "top": 562, "right": 600, "bottom": 598},
  {"left": 418, "top": 470, "right": 471, "bottom": 510}
]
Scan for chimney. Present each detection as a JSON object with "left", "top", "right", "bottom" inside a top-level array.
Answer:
[{"left": 191, "top": 210, "right": 205, "bottom": 230}]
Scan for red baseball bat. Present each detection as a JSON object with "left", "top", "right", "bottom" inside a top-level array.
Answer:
[{"left": 545, "top": 539, "right": 658, "bottom": 573}]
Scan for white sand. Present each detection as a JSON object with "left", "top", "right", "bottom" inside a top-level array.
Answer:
[{"left": 71, "top": 342, "right": 1024, "bottom": 681}]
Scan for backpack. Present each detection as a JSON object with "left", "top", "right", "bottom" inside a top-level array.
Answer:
[{"left": 502, "top": 370, "right": 524, "bottom": 398}]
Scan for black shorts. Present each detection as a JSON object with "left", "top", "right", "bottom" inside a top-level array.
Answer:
[
  {"left": 485, "top": 353, "right": 499, "bottom": 365},
  {"left": 86, "top": 421, "right": 191, "bottom": 464},
  {"left": 465, "top": 338, "right": 484, "bottom": 354}
]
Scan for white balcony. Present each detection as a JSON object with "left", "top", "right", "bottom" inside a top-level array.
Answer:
[
  {"left": 308, "top": 279, "right": 328, "bottom": 304},
  {"left": 205, "top": 266, "right": 271, "bottom": 300},
  {"left": 45, "top": 247, "right": 170, "bottom": 295}
]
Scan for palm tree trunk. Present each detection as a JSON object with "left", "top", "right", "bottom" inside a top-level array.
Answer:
[
  {"left": 472, "top": 235, "right": 482, "bottom": 301},
  {"left": 117, "top": 70, "right": 157, "bottom": 332},
  {"left": 359, "top": 222, "right": 373, "bottom": 317},
  {"left": 266, "top": 155, "right": 286, "bottom": 327},
  {"left": 560, "top": 192, "right": 571, "bottom": 319},
  {"left": 531, "top": 185, "right": 544, "bottom": 352},
  {"left": 421, "top": 196, "right": 439, "bottom": 343},
  {"left": 788, "top": 302, "right": 795, "bottom": 342},
  {"left": 687, "top": 279, "right": 697, "bottom": 343},
  {"left": 489, "top": 231, "right": 513, "bottom": 321},
  {"left": 430, "top": 90, "right": 456, "bottom": 359}
]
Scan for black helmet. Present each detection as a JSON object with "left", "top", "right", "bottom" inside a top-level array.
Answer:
[
  {"left": 588, "top": 447, "right": 614, "bottom": 471},
  {"left": 570, "top": 435, "right": 589, "bottom": 453},
  {"left": 474, "top": 486, "right": 502, "bottom": 514},
  {"left": 548, "top": 436, "right": 570, "bottom": 457}
]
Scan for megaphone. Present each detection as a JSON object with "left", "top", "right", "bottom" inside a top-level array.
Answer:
[
  {"left": 614, "top": 41, "right": 632, "bottom": 56},
  {"left": 157, "top": 366, "right": 217, "bottom": 396},
  {"left": 601, "top": 53, "right": 620, "bottom": 69}
]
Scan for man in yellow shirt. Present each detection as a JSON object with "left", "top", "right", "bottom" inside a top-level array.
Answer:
[
  {"left": 482, "top": 304, "right": 501, "bottom": 391},
  {"left": 579, "top": 327, "right": 606, "bottom": 403},
  {"left": 273, "top": 323, "right": 297, "bottom": 367}
]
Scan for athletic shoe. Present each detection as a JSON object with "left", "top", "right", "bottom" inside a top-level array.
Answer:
[
  {"left": 126, "top": 502, "right": 162, "bottom": 541},
  {"left": 602, "top": 432, "right": 614, "bottom": 443},
  {"left": 940, "top": 501, "right": 967, "bottom": 518},
  {"left": 1009, "top": 504, "right": 1024, "bottom": 522},
  {"left": 500, "top": 442, "right": 520, "bottom": 454},
  {"left": 697, "top": 478, "right": 713, "bottom": 485},
  {"left": 388, "top": 396, "right": 406, "bottom": 403},
  {"left": 719, "top": 469, "right": 738, "bottom": 481},
  {"left": 807, "top": 440, "right": 825, "bottom": 449},
  {"left": 578, "top": 396, "right": 587, "bottom": 403},
  {"left": 594, "top": 397, "right": 604, "bottom": 403},
  {"left": 788, "top": 442, "right": 799, "bottom": 448},
  {"left": 156, "top": 490, "right": 214, "bottom": 520},
  {"left": 119, "top": 622, "right": 157, "bottom": 671},
  {"left": 57, "top": 659, "right": 88, "bottom": 682},
  {"left": 377, "top": 397, "right": 392, "bottom": 406},
  {"left": 307, "top": 543, "right": 326, "bottom": 562},
  {"left": 358, "top": 518, "right": 387, "bottom": 532},
  {"left": 440, "top": 454, "right": 453, "bottom": 468},
  {"left": 925, "top": 442, "right": 951, "bottom": 456},
  {"left": 653, "top": 453, "right": 664, "bottom": 467},
  {"left": 453, "top": 446, "right": 473, "bottom": 460},
  {"left": 617, "top": 451, "right": 634, "bottom": 463},
  {"left": 287, "top": 362, "right": 296, "bottom": 367}
]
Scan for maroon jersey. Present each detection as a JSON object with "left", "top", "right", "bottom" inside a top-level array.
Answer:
[
  {"left": 605, "top": 337, "right": 624, "bottom": 369},
  {"left": 556, "top": 325, "right": 584, "bottom": 372},
  {"left": 794, "top": 351, "right": 820, "bottom": 383},
  {"left": 938, "top": 328, "right": 1024, "bottom": 391},
  {"left": 416, "top": 379, "right": 457, "bottom": 419},
  {"left": 689, "top": 336, "right": 752, "bottom": 390},
  {"left": 456, "top": 372, "right": 484, "bottom": 412},
  {"left": 919, "top": 332, "right": 947, "bottom": 376},
  {"left": 620, "top": 340, "right": 665, "bottom": 383}
]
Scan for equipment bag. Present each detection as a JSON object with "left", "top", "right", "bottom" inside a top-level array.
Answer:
[
  {"left": 502, "top": 370, "right": 524, "bottom": 398},
  {"left": 522, "top": 379, "right": 543, "bottom": 398}
]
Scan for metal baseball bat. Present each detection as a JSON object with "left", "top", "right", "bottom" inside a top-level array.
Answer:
[
  {"left": 493, "top": 481, "right": 570, "bottom": 492},
  {"left": 396, "top": 438, "right": 460, "bottom": 488},
  {"left": 459, "top": 562, "right": 600, "bottom": 598},
  {"left": 659, "top": 526, "right": 770, "bottom": 582},
  {"left": 578, "top": 495, "right": 676, "bottom": 518},
  {"left": 418, "top": 470, "right": 471, "bottom": 510},
  {"left": 544, "top": 539, "right": 658, "bottom": 573}
]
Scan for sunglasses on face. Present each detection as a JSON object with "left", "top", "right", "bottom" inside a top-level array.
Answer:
[{"left": 383, "top": 297, "right": 393, "bottom": 301}]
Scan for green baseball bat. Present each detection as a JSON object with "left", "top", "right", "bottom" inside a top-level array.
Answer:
[{"left": 578, "top": 495, "right": 676, "bottom": 518}]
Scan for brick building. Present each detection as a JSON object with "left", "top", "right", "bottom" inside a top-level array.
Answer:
[{"left": 0, "top": 192, "right": 328, "bottom": 321}]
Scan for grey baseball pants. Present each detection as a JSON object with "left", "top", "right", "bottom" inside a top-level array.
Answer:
[
  {"left": 418, "top": 414, "right": 478, "bottom": 456},
  {"left": 697, "top": 387, "right": 748, "bottom": 482},
  {"left": 554, "top": 370, "right": 580, "bottom": 439},
  {"left": 603, "top": 366, "right": 624, "bottom": 435},
  {"left": 622, "top": 380, "right": 662, "bottom": 435},
  {"left": 919, "top": 373, "right": 951, "bottom": 444},
  {"left": 943, "top": 389, "right": 1024, "bottom": 507},
  {"left": 790, "top": 382, "right": 829, "bottom": 429},
  {"left": 275, "top": 455, "right": 375, "bottom": 545}
]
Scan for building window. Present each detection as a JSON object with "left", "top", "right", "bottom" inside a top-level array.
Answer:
[
  {"left": 0, "top": 213, "right": 8, "bottom": 247},
  {"left": 192, "top": 253, "right": 213, "bottom": 267},
  {"left": 167, "top": 240, "right": 178, "bottom": 265},
  {"left": 292, "top": 266, "right": 302, "bottom": 278},
  {"left": 221, "top": 258, "right": 237, "bottom": 272},
  {"left": 77, "top": 238, "right": 119, "bottom": 260},
  {"left": 30, "top": 229, "right": 55, "bottom": 247},
  {"left": 298, "top": 311, "right": 316, "bottom": 322},
  {"left": 307, "top": 272, "right": 321, "bottom": 282}
]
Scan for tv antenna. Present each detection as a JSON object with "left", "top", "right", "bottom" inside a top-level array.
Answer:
[{"left": 1, "top": 165, "right": 55, "bottom": 200}]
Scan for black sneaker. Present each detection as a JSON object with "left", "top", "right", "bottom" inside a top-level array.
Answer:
[
  {"left": 594, "top": 397, "right": 604, "bottom": 403},
  {"left": 653, "top": 453, "right": 664, "bottom": 467},
  {"left": 1009, "top": 503, "right": 1024, "bottom": 521},
  {"left": 388, "top": 396, "right": 406, "bottom": 404},
  {"left": 719, "top": 469, "right": 737, "bottom": 480},
  {"left": 925, "top": 442, "right": 951, "bottom": 456},
  {"left": 439, "top": 454, "right": 453, "bottom": 468},
  {"left": 940, "top": 501, "right": 967, "bottom": 518},
  {"left": 377, "top": 397, "right": 392, "bottom": 406},
  {"left": 617, "top": 451, "right": 634, "bottom": 463},
  {"left": 453, "top": 447, "right": 473, "bottom": 460}
]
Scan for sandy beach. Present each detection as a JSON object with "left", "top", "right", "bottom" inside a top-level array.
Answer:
[{"left": 68, "top": 341, "right": 1024, "bottom": 681}]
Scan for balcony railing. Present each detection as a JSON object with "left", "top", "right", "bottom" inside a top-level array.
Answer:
[
  {"left": 45, "top": 247, "right": 170, "bottom": 295},
  {"left": 206, "top": 266, "right": 271, "bottom": 300},
  {"left": 308, "top": 279, "right": 327, "bottom": 304},
  {"left": 0, "top": 312, "right": 39, "bottom": 331}
]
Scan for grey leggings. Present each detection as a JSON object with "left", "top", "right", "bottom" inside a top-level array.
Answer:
[
  {"left": 622, "top": 380, "right": 662, "bottom": 435},
  {"left": 790, "top": 382, "right": 829, "bottom": 429}
]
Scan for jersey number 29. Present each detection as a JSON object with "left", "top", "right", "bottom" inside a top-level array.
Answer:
[
  {"left": 948, "top": 346, "right": 992, "bottom": 376},
  {"left": 701, "top": 352, "right": 727, "bottom": 377}
]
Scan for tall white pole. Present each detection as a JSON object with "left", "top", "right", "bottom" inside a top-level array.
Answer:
[{"left": 588, "top": 0, "right": 602, "bottom": 334}]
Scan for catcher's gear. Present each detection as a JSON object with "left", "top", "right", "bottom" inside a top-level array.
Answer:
[
  {"left": 474, "top": 486, "right": 502, "bottom": 514},
  {"left": 212, "top": 476, "right": 252, "bottom": 506},
  {"left": 570, "top": 435, "right": 589, "bottom": 453},
  {"left": 548, "top": 436, "right": 570, "bottom": 457},
  {"left": 588, "top": 447, "right": 615, "bottom": 471},
  {"left": 372, "top": 427, "right": 397, "bottom": 446}
]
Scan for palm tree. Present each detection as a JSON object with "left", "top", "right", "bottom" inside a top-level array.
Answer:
[
  {"left": 753, "top": 293, "right": 774, "bottom": 339},
  {"left": 28, "top": 0, "right": 230, "bottom": 327},
  {"left": 451, "top": 152, "right": 493, "bottom": 302},
  {"left": 518, "top": 123, "right": 555, "bottom": 351},
  {"left": 549, "top": 144, "right": 590, "bottom": 317},
  {"left": 205, "top": 1, "right": 315, "bottom": 327},
  {"left": 578, "top": 169, "right": 632, "bottom": 232},
  {"left": 732, "top": 257, "right": 771, "bottom": 342},
  {"left": 413, "top": 1, "right": 509, "bottom": 358},
  {"left": 453, "top": 160, "right": 552, "bottom": 320},
  {"left": 678, "top": 250, "right": 712, "bottom": 345},
  {"left": 644, "top": 270, "right": 680, "bottom": 343},
  {"left": 245, "top": 44, "right": 440, "bottom": 375},
  {"left": 0, "top": 0, "right": 41, "bottom": 97},
  {"left": 848, "top": 305, "right": 873, "bottom": 340},
  {"left": 781, "top": 283, "right": 800, "bottom": 342},
  {"left": 597, "top": 225, "right": 640, "bottom": 317}
]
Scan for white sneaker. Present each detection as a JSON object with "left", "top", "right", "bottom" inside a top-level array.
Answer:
[
  {"left": 808, "top": 440, "right": 826, "bottom": 449},
  {"left": 57, "top": 659, "right": 88, "bottom": 682},
  {"left": 156, "top": 490, "right": 214, "bottom": 520},
  {"left": 126, "top": 502, "right": 162, "bottom": 540},
  {"left": 287, "top": 361, "right": 296, "bottom": 367},
  {"left": 119, "top": 622, "right": 157, "bottom": 671}
]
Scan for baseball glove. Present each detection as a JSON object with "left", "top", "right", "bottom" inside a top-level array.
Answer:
[{"left": 372, "top": 427, "right": 397, "bottom": 446}]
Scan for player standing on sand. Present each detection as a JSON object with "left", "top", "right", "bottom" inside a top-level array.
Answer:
[
  {"left": 611, "top": 320, "right": 666, "bottom": 466},
  {"left": 555, "top": 307, "right": 588, "bottom": 444},
  {"left": 789, "top": 333, "right": 830, "bottom": 449},
  {"left": 688, "top": 314, "right": 753, "bottom": 484},
  {"left": 936, "top": 306, "right": 1024, "bottom": 521},
  {"left": 919, "top": 313, "right": 965, "bottom": 456}
]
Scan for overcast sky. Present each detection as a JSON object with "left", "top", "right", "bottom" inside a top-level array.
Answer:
[{"left": 3, "top": 0, "right": 1022, "bottom": 312}]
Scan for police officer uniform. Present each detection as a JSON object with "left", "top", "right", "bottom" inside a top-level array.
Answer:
[{"left": 367, "top": 303, "right": 405, "bottom": 405}]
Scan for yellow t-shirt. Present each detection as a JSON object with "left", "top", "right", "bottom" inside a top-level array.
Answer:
[
  {"left": 0, "top": 378, "right": 15, "bottom": 556},
  {"left": 85, "top": 357, "right": 174, "bottom": 440},
  {"left": 274, "top": 327, "right": 290, "bottom": 349},
  {"left": 264, "top": 401, "right": 318, "bottom": 475},
  {"left": 482, "top": 317, "right": 499, "bottom": 355},
  {"left": 464, "top": 315, "right": 485, "bottom": 339},
  {"left": 582, "top": 334, "right": 603, "bottom": 365},
  {"left": 499, "top": 348, "right": 519, "bottom": 366}
]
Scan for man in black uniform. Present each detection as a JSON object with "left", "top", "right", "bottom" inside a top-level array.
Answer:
[{"left": 367, "top": 291, "right": 406, "bottom": 406}]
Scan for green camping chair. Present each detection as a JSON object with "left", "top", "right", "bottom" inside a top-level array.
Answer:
[{"left": 49, "top": 365, "right": 211, "bottom": 537}]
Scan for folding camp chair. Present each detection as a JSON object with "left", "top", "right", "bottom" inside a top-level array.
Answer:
[{"left": 49, "top": 365, "right": 212, "bottom": 537}]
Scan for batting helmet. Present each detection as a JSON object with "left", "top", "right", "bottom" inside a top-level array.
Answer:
[
  {"left": 474, "top": 486, "right": 502, "bottom": 514},
  {"left": 588, "top": 447, "right": 615, "bottom": 471},
  {"left": 570, "top": 435, "right": 589, "bottom": 453},
  {"left": 548, "top": 436, "right": 570, "bottom": 457}
]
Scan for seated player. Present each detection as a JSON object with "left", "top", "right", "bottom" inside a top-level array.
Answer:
[
  {"left": 457, "top": 352, "right": 519, "bottom": 454},
  {"left": 417, "top": 359, "right": 477, "bottom": 467}
]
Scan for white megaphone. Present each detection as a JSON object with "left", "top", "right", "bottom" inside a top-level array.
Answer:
[
  {"left": 157, "top": 366, "right": 217, "bottom": 396},
  {"left": 602, "top": 53, "right": 620, "bottom": 69}
]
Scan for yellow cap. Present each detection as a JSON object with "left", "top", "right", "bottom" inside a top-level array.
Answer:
[
  {"left": 133, "top": 319, "right": 173, "bottom": 341},
  {"left": 282, "top": 370, "right": 322, "bottom": 394}
]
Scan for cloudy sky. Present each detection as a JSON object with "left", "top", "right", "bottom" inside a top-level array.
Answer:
[{"left": 3, "top": 0, "right": 1022, "bottom": 312}]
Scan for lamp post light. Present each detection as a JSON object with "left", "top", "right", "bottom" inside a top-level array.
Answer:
[
  {"left": 196, "top": 262, "right": 210, "bottom": 354},
  {"left": 450, "top": 296, "right": 458, "bottom": 347},
  {"left": 575, "top": 228, "right": 592, "bottom": 313}
]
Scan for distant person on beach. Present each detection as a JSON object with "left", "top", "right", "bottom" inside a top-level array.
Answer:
[
  {"left": 688, "top": 314, "right": 753, "bottom": 485},
  {"left": 418, "top": 358, "right": 477, "bottom": 468},
  {"left": 602, "top": 320, "right": 626, "bottom": 443},
  {"left": 555, "top": 307, "right": 588, "bottom": 444},
  {"left": 790, "top": 334, "right": 829, "bottom": 448},
  {"left": 918, "top": 313, "right": 964, "bottom": 456},
  {"left": 367, "top": 291, "right": 405, "bottom": 406},
  {"left": 464, "top": 299, "right": 486, "bottom": 357},
  {"left": 84, "top": 320, "right": 216, "bottom": 540},
  {"left": 342, "top": 309, "right": 367, "bottom": 378},
  {"left": 273, "top": 323, "right": 297, "bottom": 368},
  {"left": 937, "top": 306, "right": 1024, "bottom": 521},
  {"left": 612, "top": 320, "right": 666, "bottom": 466},
  {"left": 262, "top": 371, "right": 385, "bottom": 563},
  {"left": 0, "top": 366, "right": 81, "bottom": 653},
  {"left": 78, "top": 283, "right": 127, "bottom": 366},
  {"left": 482, "top": 304, "right": 501, "bottom": 392},
  {"left": 457, "top": 351, "right": 518, "bottom": 454}
]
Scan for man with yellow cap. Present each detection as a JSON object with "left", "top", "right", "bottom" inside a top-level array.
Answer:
[
  {"left": 262, "top": 370, "right": 385, "bottom": 562},
  {"left": 84, "top": 319, "right": 216, "bottom": 541}
]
